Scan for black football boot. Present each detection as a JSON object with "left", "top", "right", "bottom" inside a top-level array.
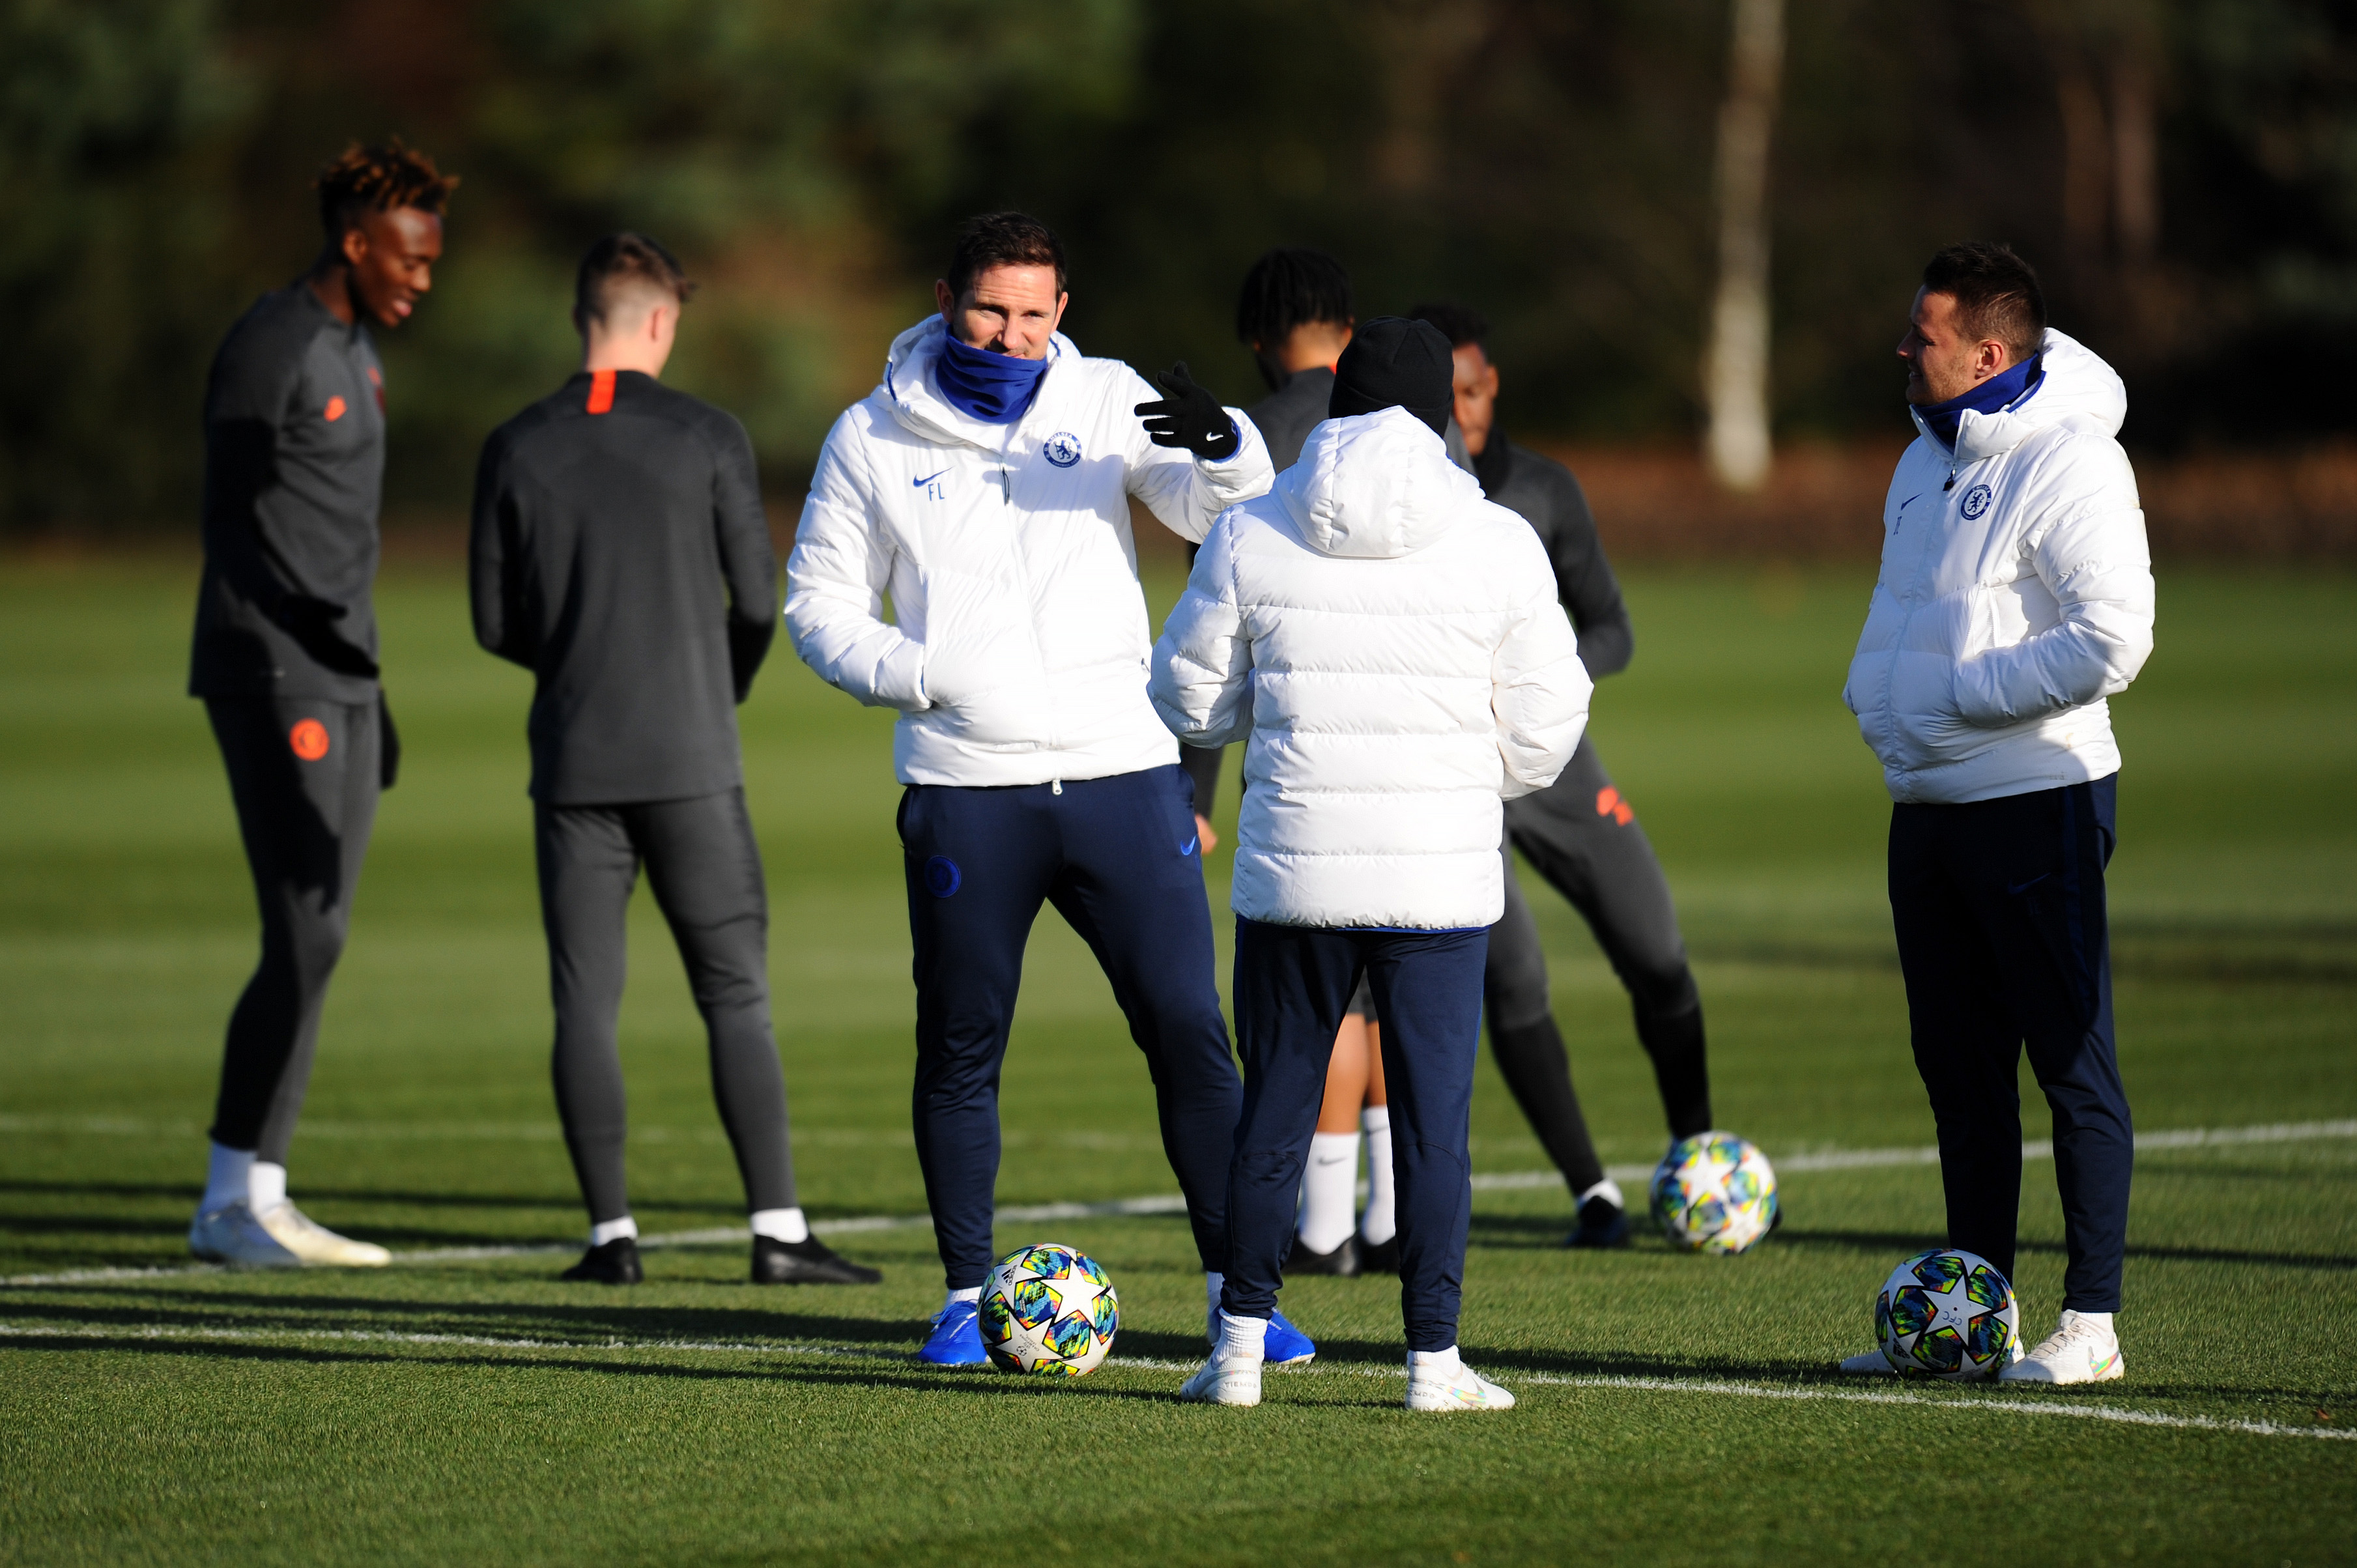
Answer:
[{"left": 752, "top": 1234, "right": 882, "bottom": 1285}]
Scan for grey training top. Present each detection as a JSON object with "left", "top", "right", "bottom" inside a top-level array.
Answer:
[
  {"left": 1468, "top": 434, "right": 1633, "bottom": 680},
  {"left": 469, "top": 370, "right": 777, "bottom": 805},
  {"left": 190, "top": 284, "right": 386, "bottom": 701}
]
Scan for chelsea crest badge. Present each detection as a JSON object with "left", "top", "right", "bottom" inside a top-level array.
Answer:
[
  {"left": 1960, "top": 483, "right": 1994, "bottom": 520},
  {"left": 1043, "top": 432, "right": 1082, "bottom": 468}
]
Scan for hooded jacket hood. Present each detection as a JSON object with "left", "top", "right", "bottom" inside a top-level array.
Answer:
[
  {"left": 1276, "top": 406, "right": 1485, "bottom": 560},
  {"left": 881, "top": 314, "right": 1077, "bottom": 451},
  {"left": 1912, "top": 328, "right": 2128, "bottom": 466}
]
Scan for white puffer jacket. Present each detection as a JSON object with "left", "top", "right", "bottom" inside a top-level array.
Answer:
[
  {"left": 1150, "top": 408, "right": 1590, "bottom": 929},
  {"left": 1844, "top": 330, "right": 2156, "bottom": 805},
  {"left": 785, "top": 316, "right": 1273, "bottom": 786}
]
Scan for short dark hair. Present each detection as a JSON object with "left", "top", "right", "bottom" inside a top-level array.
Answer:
[
  {"left": 945, "top": 212, "right": 1066, "bottom": 299},
  {"left": 1235, "top": 246, "right": 1354, "bottom": 349},
  {"left": 315, "top": 137, "right": 457, "bottom": 241},
  {"left": 574, "top": 233, "right": 695, "bottom": 329},
  {"left": 1922, "top": 242, "right": 2046, "bottom": 363},
  {"left": 1407, "top": 302, "right": 1488, "bottom": 350}
]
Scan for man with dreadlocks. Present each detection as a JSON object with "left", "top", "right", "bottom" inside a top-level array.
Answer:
[{"left": 185, "top": 139, "right": 453, "bottom": 1266}]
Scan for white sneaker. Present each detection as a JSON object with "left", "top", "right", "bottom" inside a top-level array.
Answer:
[
  {"left": 188, "top": 1201, "right": 302, "bottom": 1267},
  {"left": 1999, "top": 1309, "right": 2123, "bottom": 1386},
  {"left": 1837, "top": 1348, "right": 1896, "bottom": 1375},
  {"left": 1178, "top": 1355, "right": 1263, "bottom": 1406},
  {"left": 1405, "top": 1353, "right": 1517, "bottom": 1412},
  {"left": 253, "top": 1201, "right": 391, "bottom": 1266}
]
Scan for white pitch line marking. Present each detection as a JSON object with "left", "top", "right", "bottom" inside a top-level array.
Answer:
[
  {"left": 0, "top": 1320, "right": 2344, "bottom": 1445},
  {"left": 4, "top": 1119, "right": 2350, "bottom": 1289}
]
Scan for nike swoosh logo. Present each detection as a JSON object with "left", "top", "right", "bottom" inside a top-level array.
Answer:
[
  {"left": 914, "top": 469, "right": 949, "bottom": 487},
  {"left": 1180, "top": 836, "right": 1198, "bottom": 855},
  {"left": 1313, "top": 1157, "right": 1349, "bottom": 1167},
  {"left": 2007, "top": 872, "right": 2052, "bottom": 894}
]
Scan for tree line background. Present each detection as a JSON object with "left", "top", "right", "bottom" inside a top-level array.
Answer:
[{"left": 4, "top": 0, "right": 2352, "bottom": 535}]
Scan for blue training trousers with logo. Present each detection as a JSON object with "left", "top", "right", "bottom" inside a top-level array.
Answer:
[
  {"left": 1889, "top": 774, "right": 2132, "bottom": 1313},
  {"left": 1222, "top": 919, "right": 1490, "bottom": 1352},
  {"left": 898, "top": 764, "right": 1241, "bottom": 1290}
]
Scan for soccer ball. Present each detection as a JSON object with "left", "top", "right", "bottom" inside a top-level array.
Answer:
[
  {"left": 1649, "top": 1132, "right": 1778, "bottom": 1253},
  {"left": 978, "top": 1244, "right": 1119, "bottom": 1376},
  {"left": 1874, "top": 1249, "right": 2019, "bottom": 1380}
]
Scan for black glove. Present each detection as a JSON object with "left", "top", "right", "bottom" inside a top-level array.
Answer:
[
  {"left": 274, "top": 594, "right": 380, "bottom": 679},
  {"left": 1135, "top": 362, "right": 1240, "bottom": 462}
]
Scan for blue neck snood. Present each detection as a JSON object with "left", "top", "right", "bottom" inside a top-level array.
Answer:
[
  {"left": 933, "top": 331, "right": 1050, "bottom": 424},
  {"left": 1919, "top": 354, "right": 2043, "bottom": 449}
]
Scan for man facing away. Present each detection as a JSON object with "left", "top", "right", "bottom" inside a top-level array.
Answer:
[
  {"left": 1151, "top": 319, "right": 1590, "bottom": 1410},
  {"left": 186, "top": 140, "right": 453, "bottom": 1266},
  {"left": 784, "top": 212, "right": 1319, "bottom": 1364},
  {"left": 1409, "top": 301, "right": 1718, "bottom": 1249},
  {"left": 1838, "top": 243, "right": 2152, "bottom": 1384},
  {"left": 470, "top": 234, "right": 878, "bottom": 1287}
]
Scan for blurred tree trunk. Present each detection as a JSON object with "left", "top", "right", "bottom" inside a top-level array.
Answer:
[{"left": 1703, "top": 0, "right": 1782, "bottom": 492}]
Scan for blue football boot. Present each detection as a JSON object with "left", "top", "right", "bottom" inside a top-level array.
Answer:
[
  {"left": 1265, "top": 1309, "right": 1317, "bottom": 1366},
  {"left": 1205, "top": 1303, "right": 1317, "bottom": 1366},
  {"left": 919, "top": 1300, "right": 988, "bottom": 1366}
]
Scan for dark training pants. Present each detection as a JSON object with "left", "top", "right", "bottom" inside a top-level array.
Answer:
[
  {"left": 1225, "top": 920, "right": 1489, "bottom": 1352},
  {"left": 1484, "top": 739, "right": 1711, "bottom": 1193},
  {"left": 535, "top": 789, "right": 797, "bottom": 1225},
  {"left": 205, "top": 695, "right": 382, "bottom": 1162},
  {"left": 1889, "top": 775, "right": 2131, "bottom": 1312},
  {"left": 899, "top": 765, "right": 1240, "bottom": 1289}
]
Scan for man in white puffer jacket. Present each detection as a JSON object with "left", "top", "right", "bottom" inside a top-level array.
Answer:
[
  {"left": 1840, "top": 243, "right": 2154, "bottom": 1387},
  {"left": 1151, "top": 319, "right": 1590, "bottom": 1412},
  {"left": 785, "top": 213, "right": 1302, "bottom": 1369}
]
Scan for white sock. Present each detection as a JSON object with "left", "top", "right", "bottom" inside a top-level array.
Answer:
[
  {"left": 1216, "top": 1311, "right": 1269, "bottom": 1365},
  {"left": 749, "top": 1207, "right": 809, "bottom": 1244},
  {"left": 1577, "top": 1176, "right": 1625, "bottom": 1211},
  {"left": 1408, "top": 1344, "right": 1464, "bottom": 1379},
  {"left": 943, "top": 1286, "right": 982, "bottom": 1315},
  {"left": 201, "top": 1143, "right": 253, "bottom": 1215},
  {"left": 2066, "top": 1310, "right": 2115, "bottom": 1334},
  {"left": 1296, "top": 1132, "right": 1360, "bottom": 1253},
  {"left": 248, "top": 1161, "right": 288, "bottom": 1214},
  {"left": 589, "top": 1216, "right": 638, "bottom": 1247},
  {"left": 1360, "top": 1105, "right": 1396, "bottom": 1245}
]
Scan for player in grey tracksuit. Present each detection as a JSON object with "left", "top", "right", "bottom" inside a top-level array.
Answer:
[{"left": 1412, "top": 304, "right": 1715, "bottom": 1248}]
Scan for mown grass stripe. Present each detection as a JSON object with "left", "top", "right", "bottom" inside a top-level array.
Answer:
[{"left": 3, "top": 1319, "right": 2344, "bottom": 1444}]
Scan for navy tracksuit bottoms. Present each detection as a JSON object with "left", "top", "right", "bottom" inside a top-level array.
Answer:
[
  {"left": 1889, "top": 775, "right": 2132, "bottom": 1312},
  {"left": 899, "top": 765, "right": 1240, "bottom": 1290},
  {"left": 1223, "top": 919, "right": 1489, "bottom": 1352}
]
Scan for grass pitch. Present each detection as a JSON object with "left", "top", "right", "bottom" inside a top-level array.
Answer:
[{"left": 1, "top": 553, "right": 2352, "bottom": 1566}]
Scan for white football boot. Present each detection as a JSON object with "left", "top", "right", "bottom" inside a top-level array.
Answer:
[
  {"left": 255, "top": 1201, "right": 390, "bottom": 1266},
  {"left": 1405, "top": 1349, "right": 1517, "bottom": 1412},
  {"left": 1836, "top": 1348, "right": 1896, "bottom": 1375},
  {"left": 1999, "top": 1309, "right": 2123, "bottom": 1386},
  {"left": 1179, "top": 1313, "right": 1266, "bottom": 1406},
  {"left": 188, "top": 1201, "right": 302, "bottom": 1267}
]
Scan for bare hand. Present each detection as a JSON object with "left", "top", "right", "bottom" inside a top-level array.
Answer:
[{"left": 1194, "top": 814, "right": 1219, "bottom": 855}]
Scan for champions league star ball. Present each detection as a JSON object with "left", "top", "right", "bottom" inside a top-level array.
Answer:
[
  {"left": 1875, "top": 1248, "right": 2020, "bottom": 1380},
  {"left": 1649, "top": 1132, "right": 1779, "bottom": 1253},
  {"left": 978, "top": 1244, "right": 1119, "bottom": 1376}
]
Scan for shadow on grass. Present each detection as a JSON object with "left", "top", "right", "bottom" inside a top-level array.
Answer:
[
  {"left": 0, "top": 1286, "right": 924, "bottom": 1348},
  {"left": 0, "top": 1332, "right": 1192, "bottom": 1404}
]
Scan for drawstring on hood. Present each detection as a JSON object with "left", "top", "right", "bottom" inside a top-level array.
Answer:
[{"left": 1278, "top": 406, "right": 1486, "bottom": 560}]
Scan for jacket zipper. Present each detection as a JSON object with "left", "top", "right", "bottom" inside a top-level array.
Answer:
[{"left": 993, "top": 423, "right": 1056, "bottom": 754}]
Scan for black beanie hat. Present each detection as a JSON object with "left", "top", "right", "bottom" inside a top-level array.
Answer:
[{"left": 1328, "top": 316, "right": 1454, "bottom": 435}]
